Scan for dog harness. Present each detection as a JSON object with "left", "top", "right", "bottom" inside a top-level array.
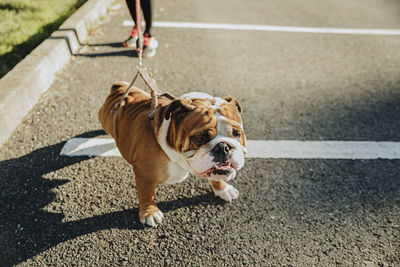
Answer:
[{"left": 111, "top": 65, "right": 176, "bottom": 139}]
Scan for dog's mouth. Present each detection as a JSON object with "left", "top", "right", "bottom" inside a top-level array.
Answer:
[{"left": 196, "top": 162, "right": 236, "bottom": 180}]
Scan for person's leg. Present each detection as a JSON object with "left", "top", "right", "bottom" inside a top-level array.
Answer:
[
  {"left": 126, "top": 0, "right": 137, "bottom": 23},
  {"left": 141, "top": 0, "right": 152, "bottom": 34},
  {"left": 126, "top": 0, "right": 151, "bottom": 32},
  {"left": 123, "top": 0, "right": 138, "bottom": 47},
  {"left": 126, "top": 0, "right": 152, "bottom": 32},
  {"left": 124, "top": 0, "right": 158, "bottom": 55},
  {"left": 141, "top": 0, "right": 158, "bottom": 56}
]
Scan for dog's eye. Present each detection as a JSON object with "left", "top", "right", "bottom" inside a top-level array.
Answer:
[
  {"left": 191, "top": 132, "right": 209, "bottom": 146},
  {"left": 232, "top": 130, "right": 241, "bottom": 139}
]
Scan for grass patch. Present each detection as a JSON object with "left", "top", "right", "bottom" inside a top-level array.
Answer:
[{"left": 0, "top": 0, "right": 87, "bottom": 78}]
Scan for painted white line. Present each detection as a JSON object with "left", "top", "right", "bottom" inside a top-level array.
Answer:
[
  {"left": 60, "top": 138, "right": 400, "bottom": 159},
  {"left": 247, "top": 140, "right": 400, "bottom": 159},
  {"left": 60, "top": 138, "right": 121, "bottom": 157},
  {"left": 123, "top": 20, "right": 400, "bottom": 36}
]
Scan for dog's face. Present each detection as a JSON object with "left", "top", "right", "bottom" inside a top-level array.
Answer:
[{"left": 156, "top": 93, "right": 247, "bottom": 182}]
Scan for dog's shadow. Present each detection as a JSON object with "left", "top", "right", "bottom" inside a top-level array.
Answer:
[{"left": 0, "top": 130, "right": 221, "bottom": 266}]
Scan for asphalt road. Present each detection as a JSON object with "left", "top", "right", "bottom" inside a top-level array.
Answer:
[{"left": 1, "top": 0, "right": 400, "bottom": 266}]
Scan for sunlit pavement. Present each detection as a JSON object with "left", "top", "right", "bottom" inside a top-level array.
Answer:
[{"left": 1, "top": 0, "right": 399, "bottom": 266}]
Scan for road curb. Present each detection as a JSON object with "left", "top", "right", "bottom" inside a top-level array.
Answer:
[{"left": 0, "top": 0, "right": 116, "bottom": 147}]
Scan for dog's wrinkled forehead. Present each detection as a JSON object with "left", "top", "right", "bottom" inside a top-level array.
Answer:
[{"left": 180, "top": 92, "right": 242, "bottom": 125}]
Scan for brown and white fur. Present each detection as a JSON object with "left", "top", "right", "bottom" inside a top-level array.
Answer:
[{"left": 98, "top": 82, "right": 247, "bottom": 226}]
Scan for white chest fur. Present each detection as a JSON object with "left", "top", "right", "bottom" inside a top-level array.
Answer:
[{"left": 164, "top": 161, "right": 189, "bottom": 185}]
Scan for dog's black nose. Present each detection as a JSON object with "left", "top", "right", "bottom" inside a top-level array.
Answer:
[
  {"left": 213, "top": 142, "right": 231, "bottom": 154},
  {"left": 211, "top": 142, "right": 232, "bottom": 163}
]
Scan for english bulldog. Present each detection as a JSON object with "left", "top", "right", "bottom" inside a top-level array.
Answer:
[{"left": 98, "top": 82, "right": 247, "bottom": 226}]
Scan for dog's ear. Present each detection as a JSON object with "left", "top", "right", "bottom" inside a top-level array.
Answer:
[
  {"left": 165, "top": 99, "right": 192, "bottom": 120},
  {"left": 223, "top": 96, "right": 242, "bottom": 114}
]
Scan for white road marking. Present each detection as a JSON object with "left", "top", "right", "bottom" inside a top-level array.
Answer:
[
  {"left": 60, "top": 138, "right": 120, "bottom": 157},
  {"left": 247, "top": 140, "right": 400, "bottom": 159},
  {"left": 60, "top": 138, "right": 400, "bottom": 159},
  {"left": 123, "top": 20, "right": 400, "bottom": 36}
]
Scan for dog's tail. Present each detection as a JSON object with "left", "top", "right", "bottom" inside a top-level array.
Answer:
[
  {"left": 98, "top": 82, "right": 130, "bottom": 139},
  {"left": 110, "top": 81, "right": 130, "bottom": 93}
]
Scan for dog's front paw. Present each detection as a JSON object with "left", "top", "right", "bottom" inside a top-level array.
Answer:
[
  {"left": 213, "top": 184, "right": 239, "bottom": 202},
  {"left": 139, "top": 207, "right": 164, "bottom": 227}
]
